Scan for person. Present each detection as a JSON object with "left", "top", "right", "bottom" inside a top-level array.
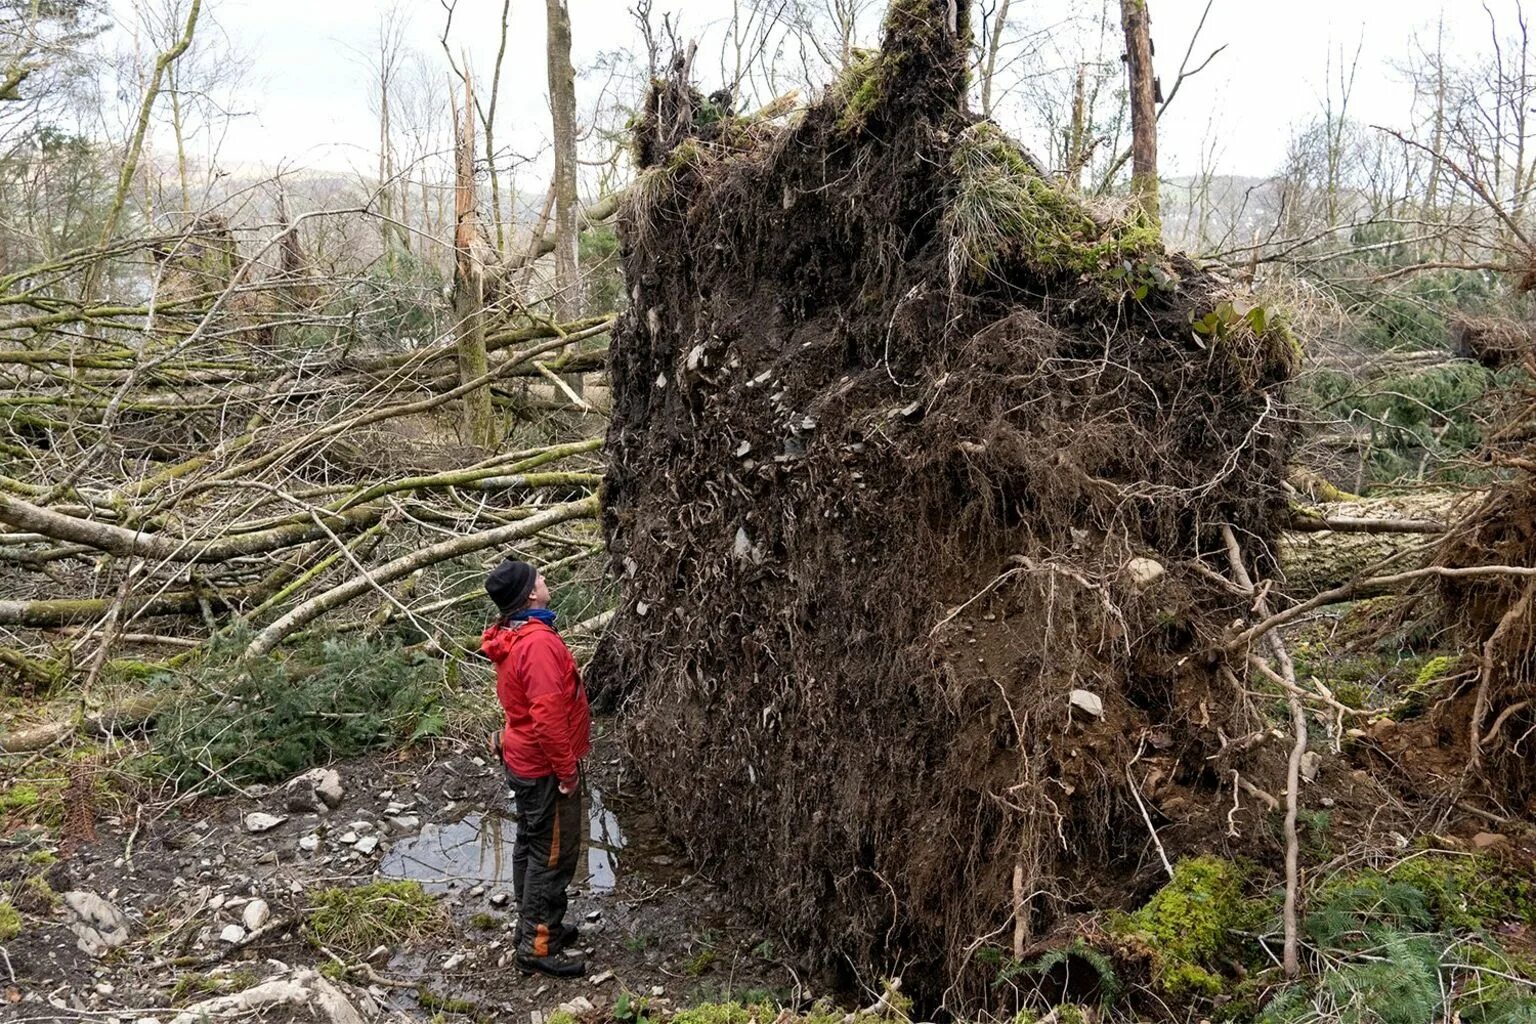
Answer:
[{"left": 482, "top": 558, "right": 592, "bottom": 979}]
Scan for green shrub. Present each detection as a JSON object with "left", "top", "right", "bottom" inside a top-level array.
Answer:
[{"left": 150, "top": 635, "right": 443, "bottom": 787}]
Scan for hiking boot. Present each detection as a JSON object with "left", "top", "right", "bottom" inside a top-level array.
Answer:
[
  {"left": 512, "top": 922, "right": 581, "bottom": 952},
  {"left": 516, "top": 952, "right": 586, "bottom": 979},
  {"left": 552, "top": 922, "right": 582, "bottom": 952}
]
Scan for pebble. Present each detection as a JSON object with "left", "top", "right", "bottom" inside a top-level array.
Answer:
[
  {"left": 242, "top": 899, "right": 270, "bottom": 931},
  {"left": 585, "top": 909, "right": 601, "bottom": 922},
  {"left": 338, "top": 831, "right": 359, "bottom": 844},
  {"left": 354, "top": 835, "right": 379, "bottom": 856},
  {"left": 255, "top": 851, "right": 279, "bottom": 865},
  {"left": 590, "top": 970, "right": 615, "bottom": 985},
  {"left": 651, "top": 986, "right": 666, "bottom": 997},
  {"left": 349, "top": 820, "right": 376, "bottom": 834},
  {"left": 468, "top": 885, "right": 485, "bottom": 897},
  {"left": 385, "top": 815, "right": 420, "bottom": 834},
  {"left": 489, "top": 892, "right": 510, "bottom": 907},
  {"left": 94, "top": 982, "right": 114, "bottom": 995},
  {"left": 219, "top": 924, "right": 246, "bottom": 944},
  {"left": 298, "top": 835, "right": 320, "bottom": 853},
  {"left": 207, "top": 894, "right": 226, "bottom": 911},
  {"left": 442, "top": 952, "right": 466, "bottom": 970},
  {"left": 244, "top": 813, "right": 286, "bottom": 834}
]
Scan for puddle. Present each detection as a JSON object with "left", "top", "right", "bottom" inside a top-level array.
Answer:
[{"left": 379, "top": 786, "right": 628, "bottom": 895}]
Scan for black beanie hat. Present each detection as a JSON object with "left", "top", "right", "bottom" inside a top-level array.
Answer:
[{"left": 485, "top": 558, "right": 536, "bottom": 614}]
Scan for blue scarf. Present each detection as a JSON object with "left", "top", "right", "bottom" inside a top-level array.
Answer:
[{"left": 508, "top": 607, "right": 558, "bottom": 628}]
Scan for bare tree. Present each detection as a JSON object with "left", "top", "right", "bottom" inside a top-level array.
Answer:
[{"left": 547, "top": 0, "right": 583, "bottom": 395}]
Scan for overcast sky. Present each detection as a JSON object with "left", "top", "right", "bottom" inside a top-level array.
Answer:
[{"left": 121, "top": 0, "right": 1492, "bottom": 187}]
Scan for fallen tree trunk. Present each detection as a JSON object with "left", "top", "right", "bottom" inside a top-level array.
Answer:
[{"left": 244, "top": 495, "right": 598, "bottom": 658}]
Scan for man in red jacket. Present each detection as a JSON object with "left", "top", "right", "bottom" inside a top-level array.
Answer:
[{"left": 483, "top": 558, "right": 592, "bottom": 979}]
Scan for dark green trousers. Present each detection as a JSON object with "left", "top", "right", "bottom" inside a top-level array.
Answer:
[{"left": 507, "top": 769, "right": 582, "bottom": 957}]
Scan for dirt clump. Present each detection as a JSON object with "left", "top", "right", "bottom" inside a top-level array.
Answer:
[{"left": 594, "top": 0, "right": 1299, "bottom": 1007}]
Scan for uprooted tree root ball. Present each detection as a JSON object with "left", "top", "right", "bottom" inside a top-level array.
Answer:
[{"left": 595, "top": 0, "right": 1300, "bottom": 1007}]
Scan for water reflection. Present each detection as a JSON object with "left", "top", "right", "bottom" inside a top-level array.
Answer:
[{"left": 378, "top": 786, "right": 627, "bottom": 895}]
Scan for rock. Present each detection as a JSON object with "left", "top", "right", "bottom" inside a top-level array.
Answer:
[
  {"left": 353, "top": 835, "right": 379, "bottom": 856},
  {"left": 285, "top": 768, "right": 344, "bottom": 810},
  {"left": 349, "top": 820, "right": 376, "bottom": 834},
  {"left": 169, "top": 969, "right": 364, "bottom": 1024},
  {"left": 1300, "top": 750, "right": 1322, "bottom": 783},
  {"left": 590, "top": 970, "right": 615, "bottom": 985},
  {"left": 1069, "top": 689, "right": 1104, "bottom": 718},
  {"left": 385, "top": 815, "right": 419, "bottom": 834},
  {"left": 1125, "top": 557, "right": 1166, "bottom": 588},
  {"left": 489, "top": 892, "right": 510, "bottom": 908},
  {"left": 559, "top": 996, "right": 596, "bottom": 1014},
  {"left": 442, "top": 952, "right": 465, "bottom": 970},
  {"left": 244, "top": 813, "right": 286, "bottom": 834},
  {"left": 1472, "top": 831, "right": 1508, "bottom": 850},
  {"left": 241, "top": 899, "right": 270, "bottom": 931},
  {"left": 298, "top": 835, "right": 320, "bottom": 853},
  {"left": 255, "top": 851, "right": 279, "bottom": 865},
  {"left": 338, "top": 832, "right": 359, "bottom": 845},
  {"left": 63, "top": 891, "right": 130, "bottom": 957},
  {"left": 219, "top": 924, "right": 246, "bottom": 944},
  {"left": 94, "top": 982, "right": 114, "bottom": 996},
  {"left": 207, "top": 893, "right": 226, "bottom": 911},
  {"left": 584, "top": 909, "right": 601, "bottom": 922},
  {"left": 651, "top": 986, "right": 666, "bottom": 997}
]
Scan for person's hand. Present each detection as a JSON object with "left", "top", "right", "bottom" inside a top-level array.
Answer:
[{"left": 558, "top": 775, "right": 579, "bottom": 796}]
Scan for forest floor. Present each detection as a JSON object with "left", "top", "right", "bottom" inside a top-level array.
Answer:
[{"left": 0, "top": 724, "right": 799, "bottom": 1023}]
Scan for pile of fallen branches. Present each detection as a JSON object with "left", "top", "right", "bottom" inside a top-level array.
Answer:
[{"left": 0, "top": 203, "right": 613, "bottom": 697}]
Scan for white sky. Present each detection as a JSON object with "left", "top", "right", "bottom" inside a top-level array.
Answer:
[{"left": 117, "top": 0, "right": 1494, "bottom": 185}]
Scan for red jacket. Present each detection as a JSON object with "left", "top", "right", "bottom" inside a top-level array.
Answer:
[{"left": 482, "top": 620, "right": 591, "bottom": 781}]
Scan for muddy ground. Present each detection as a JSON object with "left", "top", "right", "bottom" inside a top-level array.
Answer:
[{"left": 1, "top": 721, "right": 801, "bottom": 1022}]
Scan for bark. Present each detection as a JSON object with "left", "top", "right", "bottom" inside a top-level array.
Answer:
[
  {"left": 547, "top": 0, "right": 584, "bottom": 397},
  {"left": 453, "top": 75, "right": 497, "bottom": 447},
  {"left": 1119, "top": 0, "right": 1159, "bottom": 226}
]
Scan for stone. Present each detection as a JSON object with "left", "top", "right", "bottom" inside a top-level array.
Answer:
[
  {"left": 220, "top": 924, "right": 246, "bottom": 944},
  {"left": 298, "top": 835, "right": 320, "bottom": 853},
  {"left": 584, "top": 909, "right": 601, "bottom": 922},
  {"left": 1125, "top": 557, "right": 1166, "bottom": 588},
  {"left": 442, "top": 952, "right": 465, "bottom": 970},
  {"left": 301, "top": 768, "right": 344, "bottom": 808},
  {"left": 559, "top": 996, "right": 596, "bottom": 1015},
  {"left": 1472, "top": 831, "right": 1507, "bottom": 850},
  {"left": 1069, "top": 689, "right": 1104, "bottom": 718},
  {"left": 349, "top": 820, "right": 376, "bottom": 834},
  {"left": 255, "top": 851, "right": 279, "bottom": 865},
  {"left": 241, "top": 899, "right": 270, "bottom": 932},
  {"left": 353, "top": 835, "right": 379, "bottom": 856},
  {"left": 590, "top": 970, "right": 615, "bottom": 985},
  {"left": 385, "top": 815, "right": 419, "bottom": 834},
  {"left": 1300, "top": 750, "right": 1322, "bottom": 783},
  {"left": 488, "top": 892, "right": 510, "bottom": 908},
  {"left": 244, "top": 813, "right": 286, "bottom": 834},
  {"left": 168, "top": 969, "right": 364, "bottom": 1024},
  {"left": 338, "top": 832, "right": 359, "bottom": 845},
  {"left": 63, "top": 891, "right": 130, "bottom": 957}
]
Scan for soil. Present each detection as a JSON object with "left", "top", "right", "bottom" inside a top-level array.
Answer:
[{"left": 0, "top": 724, "right": 796, "bottom": 1022}]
